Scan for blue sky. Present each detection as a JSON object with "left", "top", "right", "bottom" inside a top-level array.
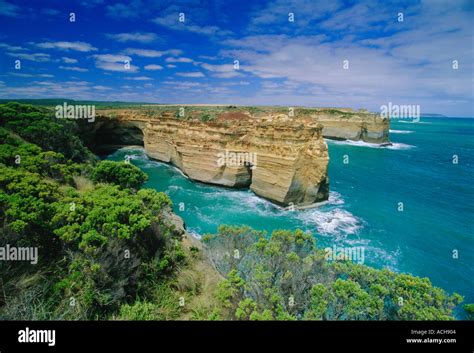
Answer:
[{"left": 0, "top": 0, "right": 472, "bottom": 116}]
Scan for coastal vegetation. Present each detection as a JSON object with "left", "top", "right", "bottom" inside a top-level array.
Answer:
[
  {"left": 0, "top": 102, "right": 467, "bottom": 320},
  {"left": 203, "top": 226, "right": 462, "bottom": 320}
]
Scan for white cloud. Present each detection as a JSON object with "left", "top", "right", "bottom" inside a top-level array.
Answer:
[
  {"left": 219, "top": 2, "right": 473, "bottom": 116},
  {"left": 93, "top": 54, "right": 131, "bottom": 62},
  {"left": 94, "top": 85, "right": 111, "bottom": 90},
  {"left": 213, "top": 71, "right": 242, "bottom": 78},
  {"left": 0, "top": 42, "right": 25, "bottom": 51},
  {"left": 0, "top": 0, "right": 19, "bottom": 17},
  {"left": 163, "top": 80, "right": 203, "bottom": 87},
  {"left": 36, "top": 41, "right": 97, "bottom": 52},
  {"left": 6, "top": 52, "right": 50, "bottom": 62},
  {"left": 248, "top": 0, "right": 343, "bottom": 30},
  {"left": 200, "top": 63, "right": 242, "bottom": 78},
  {"left": 0, "top": 80, "right": 96, "bottom": 98},
  {"left": 106, "top": 1, "right": 141, "bottom": 19},
  {"left": 165, "top": 57, "right": 193, "bottom": 63},
  {"left": 124, "top": 48, "right": 182, "bottom": 58},
  {"left": 166, "top": 64, "right": 176, "bottom": 68},
  {"left": 225, "top": 80, "right": 250, "bottom": 86},
  {"left": 107, "top": 32, "right": 158, "bottom": 43},
  {"left": 176, "top": 72, "right": 205, "bottom": 78},
  {"left": 152, "top": 14, "right": 232, "bottom": 37},
  {"left": 144, "top": 64, "right": 163, "bottom": 71},
  {"left": 9, "top": 72, "right": 54, "bottom": 78},
  {"left": 198, "top": 55, "right": 218, "bottom": 60},
  {"left": 62, "top": 57, "right": 78, "bottom": 64},
  {"left": 93, "top": 54, "right": 138, "bottom": 72},
  {"left": 59, "top": 65, "right": 88, "bottom": 72},
  {"left": 125, "top": 76, "right": 153, "bottom": 81}
]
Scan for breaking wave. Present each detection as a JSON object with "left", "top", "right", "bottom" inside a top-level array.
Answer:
[
  {"left": 389, "top": 129, "right": 414, "bottom": 134},
  {"left": 327, "top": 139, "right": 415, "bottom": 150},
  {"left": 297, "top": 207, "right": 363, "bottom": 239}
]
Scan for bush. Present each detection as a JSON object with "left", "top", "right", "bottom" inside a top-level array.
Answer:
[
  {"left": 91, "top": 160, "right": 148, "bottom": 189},
  {"left": 463, "top": 303, "right": 474, "bottom": 320},
  {"left": 0, "top": 102, "right": 94, "bottom": 163},
  {"left": 0, "top": 103, "right": 184, "bottom": 321},
  {"left": 205, "top": 226, "right": 462, "bottom": 321}
]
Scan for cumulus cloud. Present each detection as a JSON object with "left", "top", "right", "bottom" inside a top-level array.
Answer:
[
  {"left": 220, "top": 1, "right": 473, "bottom": 115},
  {"left": 165, "top": 57, "right": 194, "bottom": 63},
  {"left": 176, "top": 72, "right": 205, "bottom": 78},
  {"left": 9, "top": 72, "right": 54, "bottom": 78},
  {"left": 107, "top": 32, "right": 158, "bottom": 43},
  {"left": 59, "top": 66, "right": 88, "bottom": 72},
  {"left": 144, "top": 64, "right": 163, "bottom": 71},
  {"left": 152, "top": 14, "right": 232, "bottom": 37},
  {"left": 125, "top": 76, "right": 152, "bottom": 81},
  {"left": 105, "top": 0, "right": 142, "bottom": 19},
  {"left": 93, "top": 54, "right": 138, "bottom": 72},
  {"left": 124, "top": 48, "right": 182, "bottom": 57},
  {"left": 6, "top": 52, "right": 50, "bottom": 62},
  {"left": 0, "top": 42, "right": 25, "bottom": 51},
  {"left": 200, "top": 63, "right": 242, "bottom": 78},
  {"left": 62, "top": 57, "right": 78, "bottom": 64},
  {"left": 36, "top": 41, "right": 97, "bottom": 52}
]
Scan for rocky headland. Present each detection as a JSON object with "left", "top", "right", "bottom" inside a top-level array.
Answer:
[{"left": 90, "top": 106, "right": 389, "bottom": 206}]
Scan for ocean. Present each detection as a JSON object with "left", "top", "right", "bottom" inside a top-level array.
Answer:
[{"left": 106, "top": 117, "right": 474, "bottom": 314}]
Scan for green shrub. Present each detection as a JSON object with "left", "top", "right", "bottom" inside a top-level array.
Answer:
[
  {"left": 205, "top": 226, "right": 462, "bottom": 321},
  {"left": 91, "top": 160, "right": 148, "bottom": 189},
  {"left": 0, "top": 102, "right": 94, "bottom": 163}
]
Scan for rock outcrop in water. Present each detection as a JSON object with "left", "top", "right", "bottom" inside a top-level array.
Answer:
[
  {"left": 91, "top": 106, "right": 388, "bottom": 206},
  {"left": 313, "top": 111, "right": 389, "bottom": 143}
]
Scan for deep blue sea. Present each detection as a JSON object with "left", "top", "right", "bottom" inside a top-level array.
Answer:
[{"left": 107, "top": 117, "right": 474, "bottom": 315}]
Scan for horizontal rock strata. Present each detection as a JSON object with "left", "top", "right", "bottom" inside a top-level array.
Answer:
[
  {"left": 95, "top": 110, "right": 330, "bottom": 206},
  {"left": 93, "top": 106, "right": 389, "bottom": 206}
]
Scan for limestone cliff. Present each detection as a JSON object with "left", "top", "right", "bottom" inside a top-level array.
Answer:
[
  {"left": 310, "top": 110, "right": 389, "bottom": 143},
  {"left": 95, "top": 109, "right": 329, "bottom": 206},
  {"left": 92, "top": 106, "right": 388, "bottom": 206},
  {"left": 252, "top": 107, "right": 389, "bottom": 143}
]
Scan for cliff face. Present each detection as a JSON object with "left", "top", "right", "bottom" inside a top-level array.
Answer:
[
  {"left": 94, "top": 110, "right": 329, "bottom": 206},
  {"left": 93, "top": 106, "right": 388, "bottom": 206},
  {"left": 143, "top": 112, "right": 329, "bottom": 206},
  {"left": 252, "top": 108, "right": 389, "bottom": 143},
  {"left": 314, "top": 112, "right": 389, "bottom": 143}
]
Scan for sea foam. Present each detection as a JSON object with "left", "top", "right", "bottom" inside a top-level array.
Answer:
[
  {"left": 327, "top": 139, "right": 415, "bottom": 150},
  {"left": 389, "top": 129, "right": 414, "bottom": 134}
]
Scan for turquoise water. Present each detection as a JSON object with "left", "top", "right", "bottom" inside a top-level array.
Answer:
[{"left": 106, "top": 117, "right": 474, "bottom": 311}]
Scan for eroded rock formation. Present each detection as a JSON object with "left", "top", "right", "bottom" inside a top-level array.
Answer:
[
  {"left": 95, "top": 110, "right": 330, "bottom": 206},
  {"left": 144, "top": 112, "right": 329, "bottom": 206},
  {"left": 92, "top": 106, "right": 389, "bottom": 206}
]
